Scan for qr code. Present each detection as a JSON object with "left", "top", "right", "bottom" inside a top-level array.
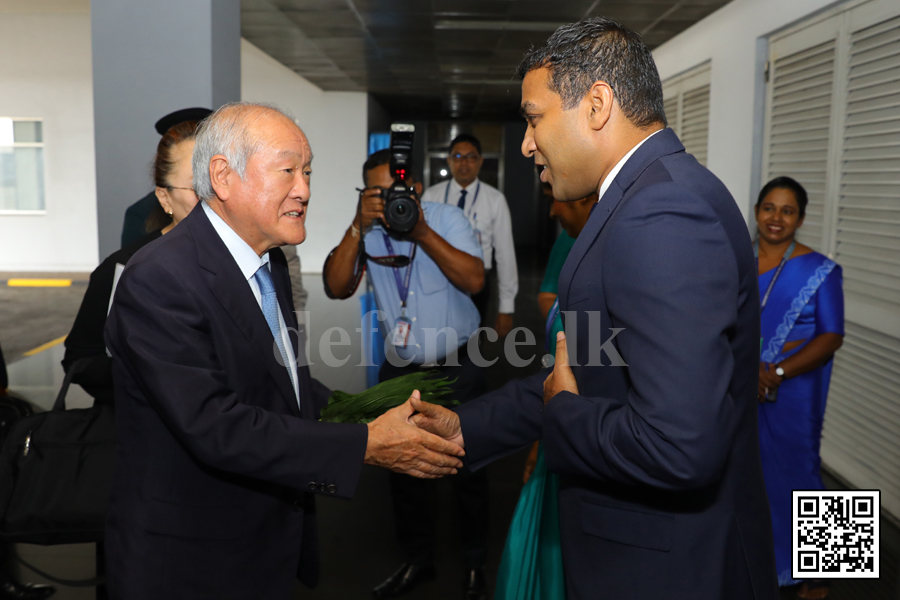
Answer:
[{"left": 793, "top": 490, "right": 880, "bottom": 579}]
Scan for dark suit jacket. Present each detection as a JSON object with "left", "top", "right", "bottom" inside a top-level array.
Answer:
[
  {"left": 457, "top": 129, "right": 778, "bottom": 600},
  {"left": 120, "top": 191, "right": 159, "bottom": 248},
  {"left": 104, "top": 204, "right": 369, "bottom": 600},
  {"left": 63, "top": 229, "right": 163, "bottom": 405}
]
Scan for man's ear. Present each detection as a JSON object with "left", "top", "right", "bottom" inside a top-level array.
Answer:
[
  {"left": 587, "top": 81, "right": 614, "bottom": 131},
  {"left": 209, "top": 155, "right": 231, "bottom": 202}
]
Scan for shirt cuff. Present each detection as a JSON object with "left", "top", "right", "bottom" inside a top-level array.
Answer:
[{"left": 499, "top": 299, "right": 515, "bottom": 314}]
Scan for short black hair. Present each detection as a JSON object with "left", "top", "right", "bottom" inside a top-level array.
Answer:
[
  {"left": 517, "top": 17, "right": 666, "bottom": 128},
  {"left": 362, "top": 148, "right": 416, "bottom": 185},
  {"left": 756, "top": 176, "right": 809, "bottom": 218},
  {"left": 449, "top": 134, "right": 482, "bottom": 156}
]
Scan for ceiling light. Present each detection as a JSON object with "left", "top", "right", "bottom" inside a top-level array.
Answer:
[{"left": 435, "top": 20, "right": 566, "bottom": 32}]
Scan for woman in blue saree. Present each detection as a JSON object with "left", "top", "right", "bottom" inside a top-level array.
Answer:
[{"left": 755, "top": 177, "right": 844, "bottom": 599}]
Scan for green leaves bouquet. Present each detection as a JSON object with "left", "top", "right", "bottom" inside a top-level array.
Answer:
[{"left": 319, "top": 372, "right": 458, "bottom": 424}]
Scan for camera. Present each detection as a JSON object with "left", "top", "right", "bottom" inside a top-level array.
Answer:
[{"left": 382, "top": 123, "right": 419, "bottom": 234}]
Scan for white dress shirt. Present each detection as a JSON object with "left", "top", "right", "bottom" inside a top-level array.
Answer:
[
  {"left": 202, "top": 202, "right": 300, "bottom": 407},
  {"left": 421, "top": 177, "right": 519, "bottom": 314},
  {"left": 597, "top": 129, "right": 663, "bottom": 202}
]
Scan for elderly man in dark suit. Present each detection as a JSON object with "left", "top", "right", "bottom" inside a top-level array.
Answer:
[
  {"left": 413, "top": 17, "right": 779, "bottom": 600},
  {"left": 103, "top": 102, "right": 465, "bottom": 600}
]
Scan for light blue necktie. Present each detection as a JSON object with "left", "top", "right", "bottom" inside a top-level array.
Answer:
[{"left": 253, "top": 264, "right": 297, "bottom": 398}]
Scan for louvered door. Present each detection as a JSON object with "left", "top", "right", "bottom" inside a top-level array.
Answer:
[
  {"left": 764, "top": 36, "right": 837, "bottom": 253},
  {"left": 767, "top": 0, "right": 900, "bottom": 520},
  {"left": 824, "top": 7, "right": 900, "bottom": 520},
  {"left": 664, "top": 96, "right": 680, "bottom": 136},
  {"left": 837, "top": 14, "right": 900, "bottom": 312},
  {"left": 681, "top": 85, "right": 710, "bottom": 166},
  {"left": 662, "top": 62, "right": 710, "bottom": 166}
]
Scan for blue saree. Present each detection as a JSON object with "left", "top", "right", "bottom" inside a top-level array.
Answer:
[{"left": 757, "top": 251, "right": 844, "bottom": 586}]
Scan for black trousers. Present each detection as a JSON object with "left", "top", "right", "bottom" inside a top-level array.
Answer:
[{"left": 379, "top": 348, "right": 489, "bottom": 569}]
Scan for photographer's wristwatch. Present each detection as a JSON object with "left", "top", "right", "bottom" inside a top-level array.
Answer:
[{"left": 775, "top": 364, "right": 786, "bottom": 379}]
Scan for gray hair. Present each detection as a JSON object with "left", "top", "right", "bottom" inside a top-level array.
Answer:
[{"left": 192, "top": 101, "right": 293, "bottom": 202}]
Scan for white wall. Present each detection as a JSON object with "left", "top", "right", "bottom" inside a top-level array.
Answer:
[
  {"left": 241, "top": 39, "right": 368, "bottom": 273},
  {"left": 0, "top": 4, "right": 98, "bottom": 271},
  {"left": 652, "top": 0, "right": 838, "bottom": 220},
  {"left": 0, "top": 23, "right": 366, "bottom": 273}
]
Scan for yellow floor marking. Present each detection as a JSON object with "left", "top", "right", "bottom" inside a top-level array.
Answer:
[
  {"left": 8, "top": 279, "right": 72, "bottom": 287},
  {"left": 23, "top": 335, "right": 67, "bottom": 357}
]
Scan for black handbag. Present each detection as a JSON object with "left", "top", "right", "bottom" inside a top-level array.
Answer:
[
  {"left": 0, "top": 393, "right": 34, "bottom": 448},
  {"left": 0, "top": 358, "right": 116, "bottom": 545}
]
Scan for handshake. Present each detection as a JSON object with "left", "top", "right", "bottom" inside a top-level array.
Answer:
[
  {"left": 362, "top": 332, "right": 579, "bottom": 479},
  {"left": 362, "top": 391, "right": 466, "bottom": 479}
]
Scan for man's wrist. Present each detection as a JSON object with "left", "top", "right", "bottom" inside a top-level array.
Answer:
[{"left": 410, "top": 221, "right": 433, "bottom": 243}]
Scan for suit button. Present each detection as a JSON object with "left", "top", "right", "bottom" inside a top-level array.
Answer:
[
  {"left": 318, "top": 483, "right": 327, "bottom": 493},
  {"left": 308, "top": 482, "right": 317, "bottom": 491},
  {"left": 327, "top": 484, "right": 337, "bottom": 494},
  {"left": 292, "top": 500, "right": 303, "bottom": 512}
]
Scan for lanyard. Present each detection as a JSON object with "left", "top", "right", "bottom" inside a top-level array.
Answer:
[
  {"left": 444, "top": 180, "right": 481, "bottom": 218},
  {"left": 382, "top": 234, "right": 417, "bottom": 308},
  {"left": 755, "top": 239, "right": 796, "bottom": 313},
  {"left": 544, "top": 297, "right": 561, "bottom": 353}
]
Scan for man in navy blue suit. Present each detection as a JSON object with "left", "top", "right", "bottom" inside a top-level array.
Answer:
[
  {"left": 413, "top": 18, "right": 779, "bottom": 600},
  {"left": 104, "top": 103, "right": 465, "bottom": 600}
]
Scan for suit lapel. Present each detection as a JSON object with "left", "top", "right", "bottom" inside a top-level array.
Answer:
[
  {"left": 558, "top": 129, "right": 686, "bottom": 308},
  {"left": 187, "top": 207, "right": 302, "bottom": 418}
]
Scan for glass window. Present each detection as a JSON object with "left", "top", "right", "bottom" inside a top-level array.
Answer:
[{"left": 0, "top": 118, "right": 45, "bottom": 211}]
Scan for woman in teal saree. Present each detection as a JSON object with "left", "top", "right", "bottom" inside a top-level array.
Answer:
[
  {"left": 494, "top": 186, "right": 595, "bottom": 600},
  {"left": 754, "top": 177, "right": 844, "bottom": 599}
]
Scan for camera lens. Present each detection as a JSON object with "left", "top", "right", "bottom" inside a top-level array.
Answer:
[{"left": 384, "top": 193, "right": 419, "bottom": 234}]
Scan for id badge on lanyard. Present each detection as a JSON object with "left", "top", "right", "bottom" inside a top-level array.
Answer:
[
  {"left": 391, "top": 314, "right": 413, "bottom": 347},
  {"left": 383, "top": 234, "right": 417, "bottom": 348},
  {"left": 756, "top": 239, "right": 796, "bottom": 352}
]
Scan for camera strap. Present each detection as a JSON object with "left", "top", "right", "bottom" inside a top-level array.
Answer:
[{"left": 382, "top": 234, "right": 417, "bottom": 310}]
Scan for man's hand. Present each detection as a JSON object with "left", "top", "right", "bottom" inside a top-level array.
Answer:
[
  {"left": 365, "top": 391, "right": 464, "bottom": 479},
  {"left": 522, "top": 441, "right": 540, "bottom": 484},
  {"left": 758, "top": 362, "right": 782, "bottom": 402},
  {"left": 410, "top": 394, "right": 464, "bottom": 449},
  {"left": 494, "top": 313, "right": 514, "bottom": 338},
  {"left": 543, "top": 331, "right": 578, "bottom": 404},
  {"left": 406, "top": 198, "right": 432, "bottom": 242},
  {"left": 357, "top": 188, "right": 385, "bottom": 231}
]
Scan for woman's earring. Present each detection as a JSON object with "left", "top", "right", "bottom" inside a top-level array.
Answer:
[{"left": 166, "top": 210, "right": 173, "bottom": 215}]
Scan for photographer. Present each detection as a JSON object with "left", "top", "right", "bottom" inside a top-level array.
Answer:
[{"left": 322, "top": 148, "right": 491, "bottom": 600}]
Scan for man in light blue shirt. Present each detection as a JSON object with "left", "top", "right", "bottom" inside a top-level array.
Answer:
[
  {"left": 323, "top": 149, "right": 492, "bottom": 600},
  {"left": 363, "top": 199, "right": 483, "bottom": 366}
]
